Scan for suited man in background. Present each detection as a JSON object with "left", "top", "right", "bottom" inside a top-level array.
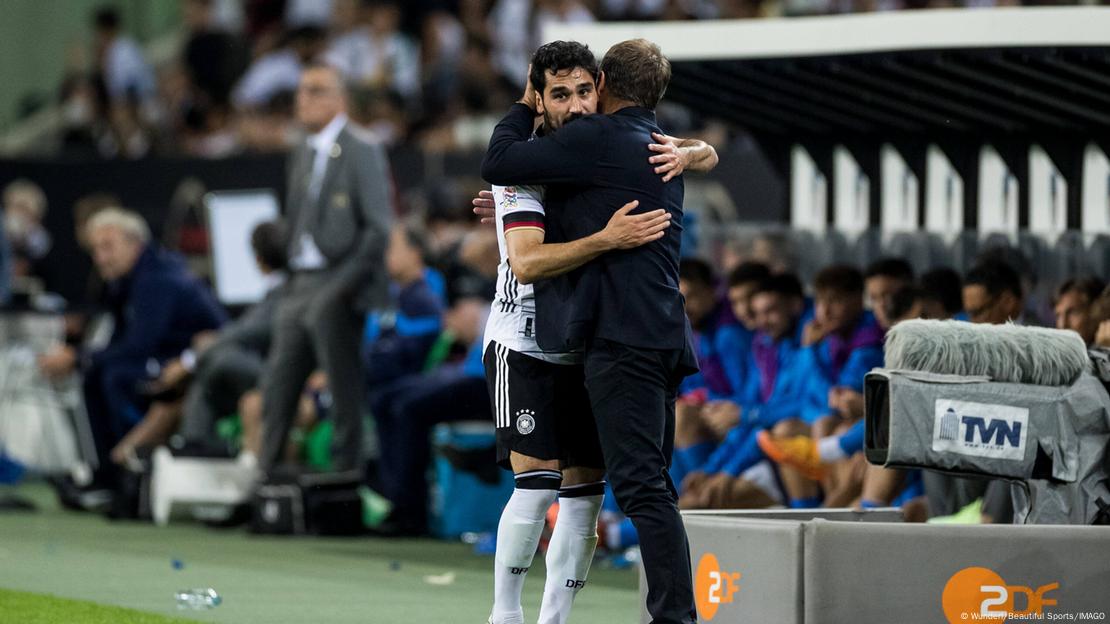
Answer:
[{"left": 260, "top": 62, "right": 393, "bottom": 475}]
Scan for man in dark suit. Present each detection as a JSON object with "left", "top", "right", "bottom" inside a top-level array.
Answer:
[
  {"left": 482, "top": 40, "right": 699, "bottom": 624},
  {"left": 260, "top": 62, "right": 393, "bottom": 475}
]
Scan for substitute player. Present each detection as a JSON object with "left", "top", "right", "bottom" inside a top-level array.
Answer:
[{"left": 480, "top": 41, "right": 718, "bottom": 624}]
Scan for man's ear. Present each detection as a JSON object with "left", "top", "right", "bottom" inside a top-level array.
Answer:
[
  {"left": 535, "top": 94, "right": 545, "bottom": 116},
  {"left": 597, "top": 71, "right": 606, "bottom": 94}
]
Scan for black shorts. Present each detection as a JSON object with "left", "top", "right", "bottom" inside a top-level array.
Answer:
[{"left": 482, "top": 341, "right": 605, "bottom": 471}]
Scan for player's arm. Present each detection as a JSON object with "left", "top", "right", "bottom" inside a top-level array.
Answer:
[
  {"left": 648, "top": 132, "right": 719, "bottom": 182},
  {"left": 505, "top": 201, "right": 671, "bottom": 285}
]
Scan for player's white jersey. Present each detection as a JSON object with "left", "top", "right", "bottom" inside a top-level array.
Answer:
[{"left": 482, "top": 184, "right": 581, "bottom": 365}]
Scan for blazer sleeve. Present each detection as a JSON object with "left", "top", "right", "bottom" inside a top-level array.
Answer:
[
  {"left": 197, "top": 296, "right": 276, "bottom": 367},
  {"left": 481, "top": 104, "right": 604, "bottom": 188}
]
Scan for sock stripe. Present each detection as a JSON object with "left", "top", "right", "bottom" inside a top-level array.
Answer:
[
  {"left": 515, "top": 470, "right": 562, "bottom": 490},
  {"left": 515, "top": 469, "right": 562, "bottom": 480},
  {"left": 559, "top": 481, "right": 605, "bottom": 498}
]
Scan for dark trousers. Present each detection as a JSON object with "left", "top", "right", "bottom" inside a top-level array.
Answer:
[
  {"left": 83, "top": 359, "right": 148, "bottom": 483},
  {"left": 179, "top": 346, "right": 264, "bottom": 444},
  {"left": 260, "top": 274, "right": 364, "bottom": 473},
  {"left": 584, "top": 338, "right": 696, "bottom": 624},
  {"left": 370, "top": 369, "right": 489, "bottom": 531}
]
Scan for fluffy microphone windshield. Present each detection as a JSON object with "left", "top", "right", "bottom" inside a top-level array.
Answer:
[{"left": 884, "top": 320, "right": 1091, "bottom": 387}]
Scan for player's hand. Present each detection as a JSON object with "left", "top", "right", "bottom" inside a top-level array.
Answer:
[
  {"left": 703, "top": 473, "right": 736, "bottom": 509},
  {"left": 681, "top": 470, "right": 708, "bottom": 493},
  {"left": 601, "top": 200, "right": 671, "bottom": 250},
  {"left": 471, "top": 190, "right": 496, "bottom": 225},
  {"left": 802, "top": 319, "right": 829, "bottom": 347},
  {"left": 704, "top": 401, "right": 741, "bottom": 439},
  {"left": 519, "top": 64, "right": 538, "bottom": 112},
  {"left": 647, "top": 132, "right": 689, "bottom": 182}
]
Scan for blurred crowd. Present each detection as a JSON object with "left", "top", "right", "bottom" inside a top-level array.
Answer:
[{"left": 48, "top": 0, "right": 1085, "bottom": 160}]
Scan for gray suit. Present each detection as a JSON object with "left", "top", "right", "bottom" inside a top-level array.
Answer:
[
  {"left": 179, "top": 282, "right": 285, "bottom": 444},
  {"left": 260, "top": 121, "right": 393, "bottom": 473}
]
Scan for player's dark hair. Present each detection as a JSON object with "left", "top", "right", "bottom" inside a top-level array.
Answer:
[
  {"left": 966, "top": 261, "right": 1022, "bottom": 300},
  {"left": 815, "top": 265, "right": 864, "bottom": 296},
  {"left": 919, "top": 267, "right": 963, "bottom": 316},
  {"left": 94, "top": 6, "right": 120, "bottom": 31},
  {"left": 679, "top": 258, "right": 717, "bottom": 289},
  {"left": 726, "top": 262, "right": 771, "bottom": 289},
  {"left": 1055, "top": 277, "right": 1105, "bottom": 305},
  {"left": 251, "top": 221, "right": 288, "bottom": 272},
  {"left": 599, "top": 39, "right": 671, "bottom": 109},
  {"left": 864, "top": 257, "right": 915, "bottom": 282},
  {"left": 888, "top": 285, "right": 925, "bottom": 323},
  {"left": 529, "top": 41, "right": 598, "bottom": 94},
  {"left": 750, "top": 273, "right": 804, "bottom": 300}
]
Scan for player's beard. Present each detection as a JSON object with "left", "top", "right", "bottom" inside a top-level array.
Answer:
[{"left": 544, "top": 111, "right": 583, "bottom": 132}]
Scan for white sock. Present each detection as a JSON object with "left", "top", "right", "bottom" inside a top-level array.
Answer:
[
  {"left": 491, "top": 470, "right": 561, "bottom": 624},
  {"left": 538, "top": 483, "right": 604, "bottom": 624},
  {"left": 818, "top": 435, "right": 847, "bottom": 462}
]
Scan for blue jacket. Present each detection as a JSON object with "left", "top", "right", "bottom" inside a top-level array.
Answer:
[
  {"left": 701, "top": 323, "right": 806, "bottom": 475},
  {"left": 795, "top": 311, "right": 885, "bottom": 424},
  {"left": 681, "top": 300, "right": 750, "bottom": 400},
  {"left": 91, "top": 246, "right": 226, "bottom": 370},
  {"left": 364, "top": 277, "right": 445, "bottom": 385},
  {"left": 701, "top": 313, "right": 883, "bottom": 475}
]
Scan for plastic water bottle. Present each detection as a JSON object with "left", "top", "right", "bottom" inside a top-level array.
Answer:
[{"left": 175, "top": 588, "right": 221, "bottom": 610}]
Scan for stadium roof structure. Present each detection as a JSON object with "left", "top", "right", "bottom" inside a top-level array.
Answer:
[{"left": 546, "top": 7, "right": 1110, "bottom": 140}]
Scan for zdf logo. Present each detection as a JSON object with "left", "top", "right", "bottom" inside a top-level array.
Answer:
[
  {"left": 694, "top": 553, "right": 741, "bottom": 621},
  {"left": 942, "top": 566, "right": 1059, "bottom": 622}
]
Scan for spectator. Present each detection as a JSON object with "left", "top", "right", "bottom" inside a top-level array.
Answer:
[
  {"left": 755, "top": 265, "right": 884, "bottom": 508},
  {"left": 364, "top": 223, "right": 445, "bottom": 387},
  {"left": 92, "top": 6, "right": 158, "bottom": 158},
  {"left": 41, "top": 208, "right": 226, "bottom": 507},
  {"left": 724, "top": 261, "right": 772, "bottom": 332},
  {"left": 671, "top": 259, "right": 751, "bottom": 487},
  {"left": 368, "top": 293, "right": 490, "bottom": 535},
  {"left": 863, "top": 257, "right": 914, "bottom": 330},
  {"left": 93, "top": 7, "right": 157, "bottom": 108},
  {"left": 232, "top": 26, "right": 328, "bottom": 110},
  {"left": 1053, "top": 277, "right": 1105, "bottom": 346},
  {"left": 326, "top": 0, "right": 420, "bottom": 100},
  {"left": 679, "top": 273, "right": 808, "bottom": 509},
  {"left": 919, "top": 267, "right": 963, "bottom": 319},
  {"left": 3, "top": 179, "right": 53, "bottom": 290},
  {"left": 182, "top": 0, "right": 248, "bottom": 108},
  {"left": 963, "top": 260, "right": 1025, "bottom": 325}
]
